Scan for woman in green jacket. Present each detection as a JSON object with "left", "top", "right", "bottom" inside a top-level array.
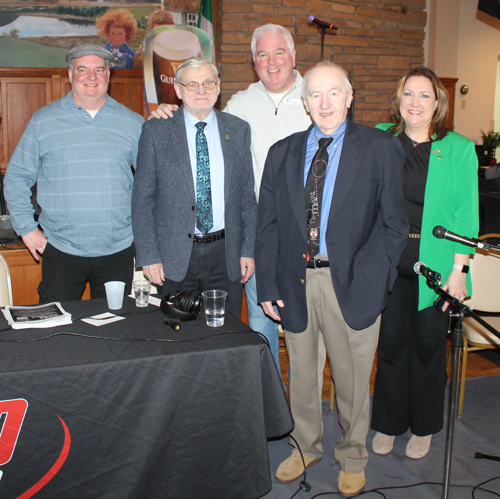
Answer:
[{"left": 371, "top": 67, "right": 479, "bottom": 459}]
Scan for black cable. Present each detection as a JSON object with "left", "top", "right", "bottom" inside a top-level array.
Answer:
[
  {"left": 286, "top": 434, "right": 313, "bottom": 499},
  {"left": 255, "top": 330, "right": 271, "bottom": 349},
  {"left": 300, "top": 479, "right": 500, "bottom": 498},
  {"left": 473, "top": 476, "right": 500, "bottom": 498},
  {"left": 0, "top": 329, "right": 262, "bottom": 343}
]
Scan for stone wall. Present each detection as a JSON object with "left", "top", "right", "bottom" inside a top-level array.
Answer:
[{"left": 218, "top": 0, "right": 426, "bottom": 126}]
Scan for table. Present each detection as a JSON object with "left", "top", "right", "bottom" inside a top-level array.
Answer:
[{"left": 0, "top": 298, "right": 293, "bottom": 499}]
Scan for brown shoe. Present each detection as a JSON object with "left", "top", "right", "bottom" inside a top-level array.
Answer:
[
  {"left": 275, "top": 449, "right": 321, "bottom": 483},
  {"left": 338, "top": 470, "right": 366, "bottom": 497}
]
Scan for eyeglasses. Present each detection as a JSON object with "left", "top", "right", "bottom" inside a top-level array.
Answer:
[{"left": 177, "top": 80, "right": 218, "bottom": 91}]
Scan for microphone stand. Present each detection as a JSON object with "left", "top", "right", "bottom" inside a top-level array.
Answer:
[
  {"left": 421, "top": 271, "right": 500, "bottom": 499},
  {"left": 317, "top": 24, "right": 327, "bottom": 62},
  {"left": 308, "top": 21, "right": 356, "bottom": 121}
]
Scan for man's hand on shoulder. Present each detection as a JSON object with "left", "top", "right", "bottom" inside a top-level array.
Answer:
[
  {"left": 240, "top": 257, "right": 255, "bottom": 284},
  {"left": 143, "top": 263, "right": 165, "bottom": 286},
  {"left": 148, "top": 104, "right": 178, "bottom": 120},
  {"left": 22, "top": 228, "right": 47, "bottom": 262},
  {"left": 261, "top": 300, "right": 284, "bottom": 322}
]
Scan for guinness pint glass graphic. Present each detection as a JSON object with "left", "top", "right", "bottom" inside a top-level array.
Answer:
[{"left": 152, "top": 30, "right": 202, "bottom": 105}]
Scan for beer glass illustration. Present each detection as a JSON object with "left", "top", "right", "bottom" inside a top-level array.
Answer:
[{"left": 152, "top": 30, "right": 202, "bottom": 105}]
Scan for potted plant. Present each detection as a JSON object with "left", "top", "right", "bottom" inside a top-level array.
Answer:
[{"left": 481, "top": 130, "right": 500, "bottom": 165}]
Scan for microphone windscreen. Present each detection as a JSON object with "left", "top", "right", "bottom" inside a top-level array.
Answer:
[
  {"left": 309, "top": 15, "right": 315, "bottom": 21},
  {"left": 413, "top": 261, "right": 424, "bottom": 275},
  {"left": 433, "top": 226, "right": 446, "bottom": 239}
]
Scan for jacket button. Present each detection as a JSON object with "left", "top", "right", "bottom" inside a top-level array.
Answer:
[
  {"left": 192, "top": 206, "right": 195, "bottom": 210},
  {"left": 188, "top": 233, "right": 192, "bottom": 238}
]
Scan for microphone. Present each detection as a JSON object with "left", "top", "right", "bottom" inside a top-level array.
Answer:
[
  {"left": 413, "top": 261, "right": 442, "bottom": 282},
  {"left": 308, "top": 16, "right": 339, "bottom": 30},
  {"left": 433, "top": 226, "right": 483, "bottom": 248}
]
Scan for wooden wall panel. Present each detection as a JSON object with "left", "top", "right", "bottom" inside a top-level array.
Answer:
[{"left": 0, "top": 78, "right": 52, "bottom": 168}]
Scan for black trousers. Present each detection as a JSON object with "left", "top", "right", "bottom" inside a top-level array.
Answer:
[
  {"left": 38, "top": 243, "right": 135, "bottom": 304},
  {"left": 161, "top": 238, "right": 243, "bottom": 319},
  {"left": 371, "top": 247, "right": 449, "bottom": 437}
]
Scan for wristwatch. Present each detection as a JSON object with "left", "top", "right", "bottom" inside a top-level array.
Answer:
[{"left": 453, "top": 263, "right": 469, "bottom": 274}]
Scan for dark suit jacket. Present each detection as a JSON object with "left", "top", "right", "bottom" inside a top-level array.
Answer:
[
  {"left": 132, "top": 107, "right": 256, "bottom": 282},
  {"left": 255, "top": 120, "right": 408, "bottom": 332}
]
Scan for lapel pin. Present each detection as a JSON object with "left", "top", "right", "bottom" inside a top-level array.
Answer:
[
  {"left": 226, "top": 135, "right": 230, "bottom": 140},
  {"left": 433, "top": 149, "right": 441, "bottom": 153}
]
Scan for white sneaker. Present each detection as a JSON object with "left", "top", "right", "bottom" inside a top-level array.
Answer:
[
  {"left": 372, "top": 432, "right": 395, "bottom": 455},
  {"left": 406, "top": 434, "right": 432, "bottom": 459}
]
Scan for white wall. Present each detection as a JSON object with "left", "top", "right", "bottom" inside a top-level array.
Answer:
[{"left": 428, "top": 0, "right": 500, "bottom": 139}]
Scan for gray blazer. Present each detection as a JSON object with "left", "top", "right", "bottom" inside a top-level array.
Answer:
[{"left": 132, "top": 107, "right": 256, "bottom": 282}]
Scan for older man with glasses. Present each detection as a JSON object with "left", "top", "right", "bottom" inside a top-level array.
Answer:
[{"left": 132, "top": 58, "right": 256, "bottom": 317}]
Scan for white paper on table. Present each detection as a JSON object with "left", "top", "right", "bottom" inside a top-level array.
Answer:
[{"left": 81, "top": 312, "right": 125, "bottom": 327}]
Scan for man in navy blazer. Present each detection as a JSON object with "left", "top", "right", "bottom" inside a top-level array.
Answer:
[
  {"left": 255, "top": 61, "right": 408, "bottom": 496},
  {"left": 132, "top": 59, "right": 256, "bottom": 317}
]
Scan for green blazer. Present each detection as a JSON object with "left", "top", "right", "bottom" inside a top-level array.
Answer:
[{"left": 377, "top": 123, "right": 479, "bottom": 310}]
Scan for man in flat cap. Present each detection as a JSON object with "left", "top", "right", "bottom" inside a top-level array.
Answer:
[{"left": 4, "top": 43, "right": 144, "bottom": 302}]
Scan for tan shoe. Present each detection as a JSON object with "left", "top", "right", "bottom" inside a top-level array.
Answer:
[
  {"left": 406, "top": 434, "right": 432, "bottom": 459},
  {"left": 372, "top": 432, "right": 395, "bottom": 455},
  {"left": 275, "top": 449, "right": 321, "bottom": 483},
  {"left": 338, "top": 470, "right": 366, "bottom": 497}
]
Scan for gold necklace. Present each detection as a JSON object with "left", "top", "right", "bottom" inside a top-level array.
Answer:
[{"left": 405, "top": 129, "right": 421, "bottom": 147}]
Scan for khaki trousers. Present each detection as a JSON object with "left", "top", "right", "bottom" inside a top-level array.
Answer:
[{"left": 285, "top": 267, "right": 380, "bottom": 473}]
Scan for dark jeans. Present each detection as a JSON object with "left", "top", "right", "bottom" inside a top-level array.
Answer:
[
  {"left": 161, "top": 238, "right": 243, "bottom": 318},
  {"left": 38, "top": 243, "right": 134, "bottom": 304}
]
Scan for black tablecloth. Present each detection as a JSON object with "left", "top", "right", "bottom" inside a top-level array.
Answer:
[{"left": 0, "top": 298, "right": 293, "bottom": 499}]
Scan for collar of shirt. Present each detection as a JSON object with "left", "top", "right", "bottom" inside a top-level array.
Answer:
[
  {"left": 183, "top": 107, "right": 216, "bottom": 129},
  {"left": 311, "top": 119, "right": 347, "bottom": 150}
]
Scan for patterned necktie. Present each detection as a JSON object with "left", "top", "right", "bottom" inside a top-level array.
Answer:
[
  {"left": 195, "top": 122, "right": 213, "bottom": 234},
  {"left": 305, "top": 137, "right": 333, "bottom": 260}
]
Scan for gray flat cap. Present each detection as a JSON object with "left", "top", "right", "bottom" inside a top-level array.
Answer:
[{"left": 66, "top": 43, "right": 115, "bottom": 65}]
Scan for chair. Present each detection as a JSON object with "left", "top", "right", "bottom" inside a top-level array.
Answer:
[
  {"left": 0, "top": 252, "right": 13, "bottom": 306},
  {"left": 459, "top": 233, "right": 500, "bottom": 416}
]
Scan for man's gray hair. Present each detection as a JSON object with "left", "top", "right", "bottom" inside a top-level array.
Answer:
[
  {"left": 251, "top": 24, "right": 295, "bottom": 59},
  {"left": 302, "top": 60, "right": 352, "bottom": 100},
  {"left": 175, "top": 58, "right": 219, "bottom": 83}
]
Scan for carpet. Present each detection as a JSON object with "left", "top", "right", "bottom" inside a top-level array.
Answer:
[{"left": 263, "top": 375, "right": 500, "bottom": 498}]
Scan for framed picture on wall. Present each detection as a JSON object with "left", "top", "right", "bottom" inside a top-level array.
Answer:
[{"left": 0, "top": 0, "right": 217, "bottom": 69}]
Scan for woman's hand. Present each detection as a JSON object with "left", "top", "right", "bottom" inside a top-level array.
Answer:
[{"left": 441, "top": 253, "right": 470, "bottom": 311}]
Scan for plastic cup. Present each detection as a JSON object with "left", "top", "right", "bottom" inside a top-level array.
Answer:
[
  {"left": 133, "top": 280, "right": 150, "bottom": 307},
  {"left": 104, "top": 281, "right": 126, "bottom": 310},
  {"left": 201, "top": 290, "right": 228, "bottom": 327}
]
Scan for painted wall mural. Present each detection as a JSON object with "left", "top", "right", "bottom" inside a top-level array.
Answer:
[{"left": 0, "top": 1, "right": 202, "bottom": 68}]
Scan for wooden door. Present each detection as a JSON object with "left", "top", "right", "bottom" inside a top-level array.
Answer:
[{"left": 0, "top": 77, "right": 52, "bottom": 173}]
